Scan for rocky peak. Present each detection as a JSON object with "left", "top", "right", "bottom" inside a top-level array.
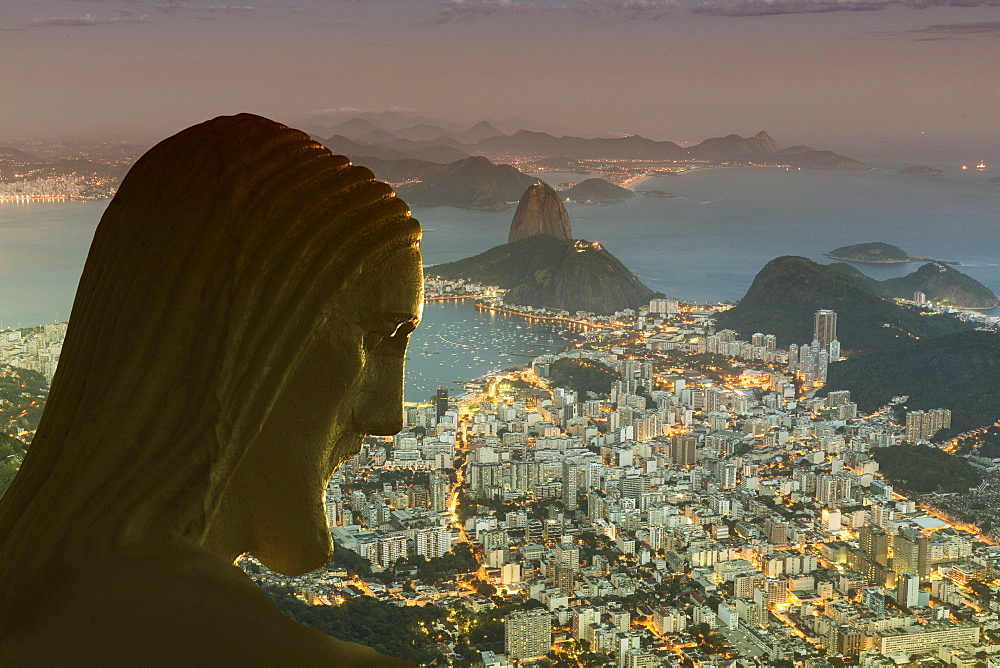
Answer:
[
  {"left": 508, "top": 182, "right": 572, "bottom": 244},
  {"left": 752, "top": 131, "right": 780, "bottom": 154}
]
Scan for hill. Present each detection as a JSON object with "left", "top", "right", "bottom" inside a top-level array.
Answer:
[
  {"left": 476, "top": 130, "right": 864, "bottom": 169},
  {"left": 0, "top": 146, "right": 39, "bottom": 163},
  {"left": 508, "top": 182, "right": 572, "bottom": 243},
  {"left": 871, "top": 445, "right": 981, "bottom": 494},
  {"left": 826, "top": 242, "right": 911, "bottom": 263},
  {"left": 714, "top": 256, "right": 971, "bottom": 351},
  {"left": 824, "top": 330, "right": 1000, "bottom": 434},
  {"left": 547, "top": 358, "right": 620, "bottom": 397},
  {"left": 562, "top": 178, "right": 634, "bottom": 203},
  {"left": 322, "top": 135, "right": 467, "bottom": 164},
  {"left": 350, "top": 156, "right": 537, "bottom": 211},
  {"left": 431, "top": 235, "right": 657, "bottom": 315},
  {"left": 476, "top": 130, "right": 687, "bottom": 160},
  {"left": 686, "top": 131, "right": 780, "bottom": 161},
  {"left": 899, "top": 166, "right": 945, "bottom": 176},
  {"left": 878, "top": 262, "right": 999, "bottom": 309},
  {"left": 780, "top": 150, "right": 868, "bottom": 170}
]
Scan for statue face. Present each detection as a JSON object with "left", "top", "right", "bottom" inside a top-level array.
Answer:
[{"left": 204, "top": 245, "right": 423, "bottom": 575}]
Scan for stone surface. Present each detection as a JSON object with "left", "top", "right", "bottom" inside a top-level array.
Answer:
[
  {"left": 508, "top": 182, "right": 572, "bottom": 243},
  {"left": 0, "top": 113, "right": 420, "bottom": 666}
]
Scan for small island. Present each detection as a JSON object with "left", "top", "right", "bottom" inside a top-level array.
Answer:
[
  {"left": 561, "top": 178, "right": 635, "bottom": 203},
  {"left": 826, "top": 242, "right": 911, "bottom": 264},
  {"left": 641, "top": 190, "right": 677, "bottom": 198},
  {"left": 899, "top": 165, "right": 945, "bottom": 176}
]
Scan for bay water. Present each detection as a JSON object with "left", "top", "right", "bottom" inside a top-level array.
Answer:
[{"left": 2, "top": 165, "right": 997, "bottom": 399}]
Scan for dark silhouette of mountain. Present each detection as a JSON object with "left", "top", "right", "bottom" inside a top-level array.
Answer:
[
  {"left": 562, "top": 178, "right": 634, "bottom": 203},
  {"left": 322, "top": 135, "right": 467, "bottom": 164},
  {"left": 827, "top": 242, "right": 911, "bottom": 263},
  {"left": 776, "top": 145, "right": 816, "bottom": 156},
  {"left": 326, "top": 117, "right": 386, "bottom": 140},
  {"left": 899, "top": 166, "right": 945, "bottom": 176},
  {"left": 378, "top": 137, "right": 468, "bottom": 163},
  {"left": 508, "top": 182, "right": 572, "bottom": 243},
  {"left": 0, "top": 147, "right": 39, "bottom": 162},
  {"left": 432, "top": 235, "right": 657, "bottom": 315},
  {"left": 430, "top": 183, "right": 657, "bottom": 314},
  {"left": 686, "top": 131, "right": 780, "bottom": 161},
  {"left": 476, "top": 131, "right": 687, "bottom": 160},
  {"left": 879, "top": 263, "right": 999, "bottom": 309},
  {"left": 781, "top": 151, "right": 868, "bottom": 170},
  {"left": 829, "top": 262, "right": 998, "bottom": 310},
  {"left": 393, "top": 156, "right": 539, "bottom": 210},
  {"left": 395, "top": 123, "right": 454, "bottom": 142},
  {"left": 476, "top": 129, "right": 865, "bottom": 169},
  {"left": 356, "top": 128, "right": 401, "bottom": 145},
  {"left": 453, "top": 121, "right": 505, "bottom": 144},
  {"left": 824, "top": 330, "right": 1000, "bottom": 433},
  {"left": 323, "top": 135, "right": 413, "bottom": 161},
  {"left": 714, "top": 256, "right": 971, "bottom": 351}
]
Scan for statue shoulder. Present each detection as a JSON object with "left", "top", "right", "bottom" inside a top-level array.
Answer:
[{"left": 2, "top": 541, "right": 414, "bottom": 667}]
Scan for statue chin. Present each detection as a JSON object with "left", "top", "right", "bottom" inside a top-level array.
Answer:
[{"left": 0, "top": 113, "right": 421, "bottom": 666}]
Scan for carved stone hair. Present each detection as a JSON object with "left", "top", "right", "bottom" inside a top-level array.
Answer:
[{"left": 0, "top": 114, "right": 420, "bottom": 618}]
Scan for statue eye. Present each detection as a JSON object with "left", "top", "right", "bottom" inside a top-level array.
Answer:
[{"left": 363, "top": 320, "right": 417, "bottom": 351}]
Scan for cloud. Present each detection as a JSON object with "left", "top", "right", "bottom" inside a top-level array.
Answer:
[
  {"left": 613, "top": 0, "right": 678, "bottom": 11},
  {"left": 147, "top": 1, "right": 257, "bottom": 14},
  {"left": 436, "top": 0, "right": 542, "bottom": 22},
  {"left": 693, "top": 0, "right": 997, "bottom": 15},
  {"left": 909, "top": 20, "right": 1000, "bottom": 36},
  {"left": 29, "top": 10, "right": 149, "bottom": 27}
]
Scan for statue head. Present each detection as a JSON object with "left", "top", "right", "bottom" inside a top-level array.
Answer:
[{"left": 0, "top": 114, "right": 422, "bottom": 596}]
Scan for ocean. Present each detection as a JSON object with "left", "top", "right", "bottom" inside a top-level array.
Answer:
[{"left": 2, "top": 165, "right": 997, "bottom": 399}]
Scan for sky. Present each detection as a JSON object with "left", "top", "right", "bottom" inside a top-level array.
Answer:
[{"left": 1, "top": 0, "right": 998, "bottom": 151}]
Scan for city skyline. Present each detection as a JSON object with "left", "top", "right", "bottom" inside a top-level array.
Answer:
[{"left": 2, "top": 0, "right": 998, "bottom": 151}]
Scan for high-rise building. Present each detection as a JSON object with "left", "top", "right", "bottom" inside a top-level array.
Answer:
[
  {"left": 429, "top": 472, "right": 450, "bottom": 512},
  {"left": 671, "top": 434, "right": 698, "bottom": 467},
  {"left": 505, "top": 608, "right": 551, "bottom": 660},
  {"left": 572, "top": 605, "right": 603, "bottom": 642},
  {"left": 894, "top": 528, "right": 929, "bottom": 580},
  {"left": 862, "top": 586, "right": 886, "bottom": 614},
  {"left": 813, "top": 310, "right": 837, "bottom": 351},
  {"left": 415, "top": 526, "right": 452, "bottom": 558},
  {"left": 554, "top": 540, "right": 580, "bottom": 595},
  {"left": 435, "top": 386, "right": 449, "bottom": 419},
  {"left": 377, "top": 534, "right": 408, "bottom": 567},
  {"left": 860, "top": 526, "right": 890, "bottom": 566},
  {"left": 905, "top": 408, "right": 952, "bottom": 442},
  {"left": 896, "top": 572, "right": 921, "bottom": 608},
  {"left": 563, "top": 461, "right": 579, "bottom": 511}
]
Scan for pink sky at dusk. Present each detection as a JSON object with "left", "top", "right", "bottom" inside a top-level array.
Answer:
[{"left": 1, "top": 0, "right": 997, "bottom": 151}]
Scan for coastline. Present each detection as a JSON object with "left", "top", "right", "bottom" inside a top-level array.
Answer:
[{"left": 823, "top": 253, "right": 912, "bottom": 264}]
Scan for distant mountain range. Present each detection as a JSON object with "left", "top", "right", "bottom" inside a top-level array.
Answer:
[
  {"left": 714, "top": 256, "right": 974, "bottom": 351},
  {"left": 431, "top": 183, "right": 658, "bottom": 314},
  {"left": 315, "top": 117, "right": 868, "bottom": 211},
  {"left": 0, "top": 147, "right": 40, "bottom": 163},
  {"left": 475, "top": 129, "right": 865, "bottom": 169}
]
